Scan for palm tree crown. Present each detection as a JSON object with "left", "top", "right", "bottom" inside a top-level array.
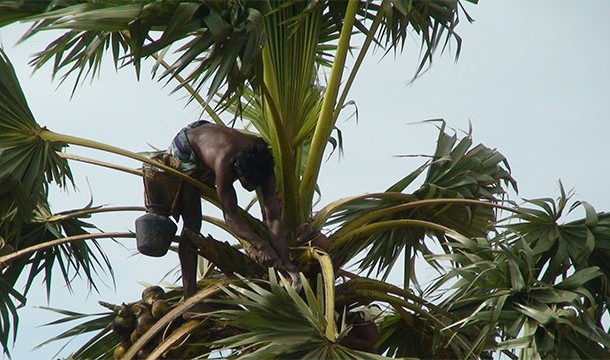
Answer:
[{"left": 1, "top": 1, "right": 609, "bottom": 359}]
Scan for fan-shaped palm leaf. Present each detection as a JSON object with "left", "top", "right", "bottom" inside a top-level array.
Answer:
[
  {"left": 305, "top": 122, "right": 516, "bottom": 288},
  {"left": 0, "top": 48, "right": 73, "bottom": 239},
  {"left": 506, "top": 186, "right": 610, "bottom": 297},
  {"left": 207, "top": 271, "right": 392, "bottom": 359},
  {"left": 0, "top": 201, "right": 120, "bottom": 357},
  {"left": 9, "top": 1, "right": 269, "bottom": 107},
  {"left": 430, "top": 216, "right": 610, "bottom": 358},
  {"left": 35, "top": 307, "right": 116, "bottom": 359}
]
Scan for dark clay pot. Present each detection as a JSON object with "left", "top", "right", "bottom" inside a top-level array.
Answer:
[{"left": 135, "top": 205, "right": 177, "bottom": 257}]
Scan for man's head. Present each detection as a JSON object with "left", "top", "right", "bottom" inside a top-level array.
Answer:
[{"left": 233, "top": 143, "right": 274, "bottom": 191}]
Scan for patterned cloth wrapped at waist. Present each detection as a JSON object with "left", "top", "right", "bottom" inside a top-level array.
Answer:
[{"left": 167, "top": 120, "right": 210, "bottom": 175}]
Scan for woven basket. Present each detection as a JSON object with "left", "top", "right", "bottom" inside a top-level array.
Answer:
[{"left": 142, "top": 153, "right": 182, "bottom": 219}]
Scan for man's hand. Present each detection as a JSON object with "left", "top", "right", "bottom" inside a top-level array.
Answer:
[{"left": 248, "top": 238, "right": 300, "bottom": 290}]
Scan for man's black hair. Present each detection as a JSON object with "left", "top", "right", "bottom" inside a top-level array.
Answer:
[{"left": 234, "top": 143, "right": 274, "bottom": 186}]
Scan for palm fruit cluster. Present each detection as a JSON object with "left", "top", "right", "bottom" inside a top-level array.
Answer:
[{"left": 101, "top": 286, "right": 171, "bottom": 359}]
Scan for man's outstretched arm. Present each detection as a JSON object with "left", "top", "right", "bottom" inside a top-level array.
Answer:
[
  {"left": 216, "top": 179, "right": 279, "bottom": 265},
  {"left": 259, "top": 175, "right": 289, "bottom": 260}
]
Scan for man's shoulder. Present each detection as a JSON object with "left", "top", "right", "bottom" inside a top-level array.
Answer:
[
  {"left": 194, "top": 125, "right": 260, "bottom": 144},
  {"left": 186, "top": 119, "right": 212, "bottom": 129}
]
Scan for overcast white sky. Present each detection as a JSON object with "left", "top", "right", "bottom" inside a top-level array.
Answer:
[{"left": 1, "top": 1, "right": 610, "bottom": 358}]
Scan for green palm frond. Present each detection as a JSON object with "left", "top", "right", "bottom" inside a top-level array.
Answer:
[
  {"left": 410, "top": 121, "right": 516, "bottom": 249},
  {"left": 31, "top": 29, "right": 130, "bottom": 94},
  {"left": 376, "top": 0, "right": 468, "bottom": 77},
  {"left": 0, "top": 48, "right": 73, "bottom": 239},
  {"left": 8, "top": 1, "right": 269, "bottom": 109},
  {"left": 430, "top": 226, "right": 610, "bottom": 358},
  {"left": 417, "top": 120, "right": 517, "bottom": 200},
  {"left": 0, "top": 278, "right": 25, "bottom": 357},
  {"left": 502, "top": 185, "right": 610, "bottom": 320},
  {"left": 319, "top": 0, "right": 475, "bottom": 79},
  {"left": 309, "top": 123, "right": 515, "bottom": 282},
  {"left": 35, "top": 307, "right": 116, "bottom": 360},
  {"left": 209, "top": 271, "right": 393, "bottom": 359},
  {"left": 0, "top": 0, "right": 56, "bottom": 27},
  {"left": 18, "top": 203, "right": 114, "bottom": 295},
  {"left": 151, "top": 1, "right": 268, "bottom": 109},
  {"left": 376, "top": 312, "right": 460, "bottom": 359},
  {"left": 0, "top": 202, "right": 117, "bottom": 356}
]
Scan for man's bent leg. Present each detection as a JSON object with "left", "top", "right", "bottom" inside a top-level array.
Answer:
[
  {"left": 179, "top": 231, "right": 215, "bottom": 319},
  {"left": 178, "top": 181, "right": 202, "bottom": 298},
  {"left": 179, "top": 231, "right": 199, "bottom": 298}
]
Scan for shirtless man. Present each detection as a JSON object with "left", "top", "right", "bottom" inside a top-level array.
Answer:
[{"left": 167, "top": 120, "right": 292, "bottom": 299}]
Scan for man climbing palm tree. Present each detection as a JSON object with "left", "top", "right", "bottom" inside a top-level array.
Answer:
[{"left": 164, "top": 121, "right": 296, "bottom": 303}]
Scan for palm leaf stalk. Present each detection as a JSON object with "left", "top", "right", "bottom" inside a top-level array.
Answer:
[
  {"left": 59, "top": 152, "right": 143, "bottom": 177},
  {"left": 299, "top": 0, "right": 359, "bottom": 219},
  {"left": 332, "top": 7, "right": 383, "bottom": 125},
  {"left": 0, "top": 231, "right": 134, "bottom": 267},
  {"left": 41, "top": 129, "right": 218, "bottom": 200},
  {"left": 308, "top": 248, "right": 338, "bottom": 340},
  {"left": 50, "top": 205, "right": 145, "bottom": 222}
]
